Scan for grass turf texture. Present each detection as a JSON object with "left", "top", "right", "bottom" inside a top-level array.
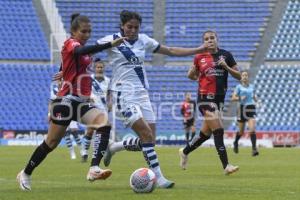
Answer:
[{"left": 0, "top": 146, "right": 299, "bottom": 200}]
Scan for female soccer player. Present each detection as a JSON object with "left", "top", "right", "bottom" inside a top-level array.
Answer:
[
  {"left": 49, "top": 80, "right": 83, "bottom": 160},
  {"left": 231, "top": 71, "right": 259, "bottom": 156},
  {"left": 17, "top": 13, "right": 125, "bottom": 191},
  {"left": 179, "top": 30, "right": 241, "bottom": 175},
  {"left": 81, "top": 58, "right": 111, "bottom": 162},
  {"left": 181, "top": 92, "right": 197, "bottom": 144},
  {"left": 96, "top": 10, "right": 210, "bottom": 188}
]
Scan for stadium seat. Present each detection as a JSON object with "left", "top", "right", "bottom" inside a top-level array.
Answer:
[
  {"left": 55, "top": 0, "right": 154, "bottom": 61},
  {"left": 266, "top": 0, "right": 300, "bottom": 60},
  {"left": 0, "top": 0, "right": 50, "bottom": 60},
  {"left": 165, "top": 0, "right": 272, "bottom": 62},
  {"left": 252, "top": 64, "right": 300, "bottom": 131}
]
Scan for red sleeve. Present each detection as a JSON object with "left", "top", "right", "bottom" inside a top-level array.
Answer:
[{"left": 65, "top": 39, "right": 81, "bottom": 54}]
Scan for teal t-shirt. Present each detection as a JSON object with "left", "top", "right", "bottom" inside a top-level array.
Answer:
[{"left": 234, "top": 84, "right": 255, "bottom": 105}]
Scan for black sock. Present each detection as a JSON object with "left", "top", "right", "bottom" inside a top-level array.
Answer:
[
  {"left": 185, "top": 131, "right": 190, "bottom": 142},
  {"left": 250, "top": 132, "right": 257, "bottom": 150},
  {"left": 183, "top": 131, "right": 210, "bottom": 155},
  {"left": 191, "top": 132, "right": 196, "bottom": 140},
  {"left": 234, "top": 132, "right": 241, "bottom": 144},
  {"left": 24, "top": 141, "right": 53, "bottom": 175},
  {"left": 91, "top": 126, "right": 111, "bottom": 166},
  {"left": 213, "top": 128, "right": 228, "bottom": 169},
  {"left": 123, "top": 137, "right": 142, "bottom": 151}
]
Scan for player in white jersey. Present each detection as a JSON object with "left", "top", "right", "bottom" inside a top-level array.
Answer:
[
  {"left": 48, "top": 80, "right": 83, "bottom": 160},
  {"left": 96, "top": 10, "right": 210, "bottom": 189},
  {"left": 81, "top": 58, "right": 111, "bottom": 162}
]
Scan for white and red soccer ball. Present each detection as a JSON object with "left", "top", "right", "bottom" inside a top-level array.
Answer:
[{"left": 129, "top": 168, "right": 156, "bottom": 193}]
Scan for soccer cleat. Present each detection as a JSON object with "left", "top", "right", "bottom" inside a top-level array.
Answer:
[
  {"left": 157, "top": 177, "right": 175, "bottom": 189},
  {"left": 81, "top": 149, "right": 88, "bottom": 162},
  {"left": 103, "top": 142, "right": 115, "bottom": 167},
  {"left": 224, "top": 164, "right": 239, "bottom": 175},
  {"left": 252, "top": 149, "right": 259, "bottom": 157},
  {"left": 179, "top": 148, "right": 188, "bottom": 170},
  {"left": 70, "top": 150, "right": 76, "bottom": 160},
  {"left": 86, "top": 166, "right": 112, "bottom": 182},
  {"left": 17, "top": 170, "right": 31, "bottom": 191},
  {"left": 233, "top": 142, "right": 239, "bottom": 154},
  {"left": 81, "top": 154, "right": 88, "bottom": 163}
]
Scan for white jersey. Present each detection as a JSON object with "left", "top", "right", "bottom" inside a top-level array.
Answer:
[
  {"left": 90, "top": 74, "right": 110, "bottom": 110},
  {"left": 97, "top": 33, "right": 159, "bottom": 92},
  {"left": 49, "top": 81, "right": 59, "bottom": 101}
]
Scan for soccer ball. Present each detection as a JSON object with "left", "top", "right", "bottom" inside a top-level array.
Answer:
[{"left": 129, "top": 168, "right": 156, "bottom": 193}]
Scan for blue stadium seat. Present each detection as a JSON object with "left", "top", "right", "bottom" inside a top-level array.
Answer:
[
  {"left": 266, "top": 0, "right": 300, "bottom": 60},
  {"left": 165, "top": 0, "right": 272, "bottom": 62},
  {"left": 55, "top": 0, "right": 154, "bottom": 61},
  {"left": 0, "top": 64, "right": 58, "bottom": 130},
  {"left": 0, "top": 0, "right": 50, "bottom": 60},
  {"left": 252, "top": 64, "right": 300, "bottom": 131}
]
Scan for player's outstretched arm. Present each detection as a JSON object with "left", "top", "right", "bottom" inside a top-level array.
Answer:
[{"left": 156, "top": 43, "right": 209, "bottom": 57}]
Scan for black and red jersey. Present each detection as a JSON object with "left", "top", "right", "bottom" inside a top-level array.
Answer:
[
  {"left": 57, "top": 38, "right": 92, "bottom": 97},
  {"left": 194, "top": 49, "right": 236, "bottom": 95},
  {"left": 181, "top": 100, "right": 196, "bottom": 119}
]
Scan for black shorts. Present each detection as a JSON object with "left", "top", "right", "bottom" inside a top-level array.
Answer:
[
  {"left": 50, "top": 97, "right": 96, "bottom": 126},
  {"left": 197, "top": 94, "right": 225, "bottom": 116},
  {"left": 237, "top": 104, "right": 256, "bottom": 122},
  {"left": 183, "top": 118, "right": 195, "bottom": 129}
]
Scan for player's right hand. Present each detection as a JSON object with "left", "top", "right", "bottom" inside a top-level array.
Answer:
[
  {"left": 111, "top": 37, "right": 127, "bottom": 47},
  {"left": 199, "top": 42, "right": 213, "bottom": 51}
]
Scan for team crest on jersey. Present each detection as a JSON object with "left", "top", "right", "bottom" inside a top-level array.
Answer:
[
  {"left": 130, "top": 56, "right": 140, "bottom": 64},
  {"left": 83, "top": 55, "right": 90, "bottom": 62},
  {"left": 55, "top": 113, "right": 62, "bottom": 120},
  {"left": 204, "top": 67, "right": 217, "bottom": 76}
]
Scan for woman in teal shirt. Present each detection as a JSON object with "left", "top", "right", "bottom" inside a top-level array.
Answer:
[{"left": 231, "top": 71, "right": 259, "bottom": 156}]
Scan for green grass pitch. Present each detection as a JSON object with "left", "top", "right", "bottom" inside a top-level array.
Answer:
[{"left": 0, "top": 146, "right": 299, "bottom": 200}]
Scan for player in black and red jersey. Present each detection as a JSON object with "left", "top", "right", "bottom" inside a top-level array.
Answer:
[
  {"left": 181, "top": 92, "right": 196, "bottom": 144},
  {"left": 179, "top": 30, "right": 241, "bottom": 175},
  {"left": 16, "top": 13, "right": 126, "bottom": 191}
]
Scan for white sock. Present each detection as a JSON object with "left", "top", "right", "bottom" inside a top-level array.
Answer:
[
  {"left": 151, "top": 166, "right": 164, "bottom": 180},
  {"left": 110, "top": 141, "right": 125, "bottom": 153}
]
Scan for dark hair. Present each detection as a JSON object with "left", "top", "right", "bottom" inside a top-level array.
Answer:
[
  {"left": 202, "top": 30, "right": 218, "bottom": 41},
  {"left": 93, "top": 57, "right": 102, "bottom": 62},
  {"left": 70, "top": 13, "right": 90, "bottom": 33},
  {"left": 120, "top": 10, "right": 142, "bottom": 25}
]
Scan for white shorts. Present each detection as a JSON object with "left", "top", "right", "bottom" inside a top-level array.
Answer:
[
  {"left": 67, "top": 121, "right": 79, "bottom": 130},
  {"left": 94, "top": 102, "right": 108, "bottom": 113},
  {"left": 112, "top": 90, "right": 156, "bottom": 127}
]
